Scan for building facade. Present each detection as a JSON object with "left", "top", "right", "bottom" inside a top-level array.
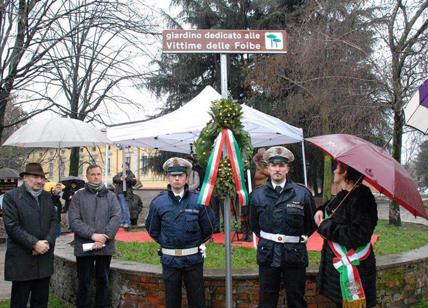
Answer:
[{"left": 28, "top": 145, "right": 167, "bottom": 188}]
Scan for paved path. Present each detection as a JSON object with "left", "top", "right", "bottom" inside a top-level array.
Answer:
[
  {"left": 377, "top": 199, "right": 428, "bottom": 226},
  {"left": 0, "top": 243, "right": 11, "bottom": 300}
]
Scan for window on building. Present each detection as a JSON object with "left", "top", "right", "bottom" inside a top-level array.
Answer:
[
  {"left": 106, "top": 157, "right": 111, "bottom": 175},
  {"left": 49, "top": 162, "right": 53, "bottom": 178},
  {"left": 79, "top": 161, "right": 84, "bottom": 176},
  {"left": 60, "top": 161, "right": 65, "bottom": 177},
  {"left": 141, "top": 155, "right": 149, "bottom": 175}
]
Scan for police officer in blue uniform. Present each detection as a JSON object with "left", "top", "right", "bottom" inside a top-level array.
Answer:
[
  {"left": 146, "top": 157, "right": 215, "bottom": 308},
  {"left": 249, "top": 146, "right": 317, "bottom": 308}
]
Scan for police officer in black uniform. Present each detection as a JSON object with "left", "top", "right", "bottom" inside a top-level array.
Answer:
[
  {"left": 145, "top": 157, "right": 215, "bottom": 308},
  {"left": 249, "top": 146, "right": 317, "bottom": 308}
]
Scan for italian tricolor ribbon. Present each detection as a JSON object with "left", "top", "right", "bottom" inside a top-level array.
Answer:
[
  {"left": 197, "top": 128, "right": 249, "bottom": 207},
  {"left": 327, "top": 240, "right": 371, "bottom": 308}
]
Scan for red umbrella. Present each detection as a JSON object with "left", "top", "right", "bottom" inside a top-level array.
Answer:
[{"left": 306, "top": 134, "right": 428, "bottom": 219}]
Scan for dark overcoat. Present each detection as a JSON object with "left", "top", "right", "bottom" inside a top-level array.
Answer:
[
  {"left": 317, "top": 185, "right": 378, "bottom": 307},
  {"left": 3, "top": 184, "right": 57, "bottom": 281}
]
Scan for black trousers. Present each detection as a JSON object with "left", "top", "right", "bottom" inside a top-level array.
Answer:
[
  {"left": 76, "top": 255, "right": 112, "bottom": 308},
  {"left": 209, "top": 195, "right": 223, "bottom": 232},
  {"left": 10, "top": 277, "right": 50, "bottom": 308},
  {"left": 258, "top": 265, "right": 307, "bottom": 308},
  {"left": 162, "top": 263, "right": 206, "bottom": 308}
]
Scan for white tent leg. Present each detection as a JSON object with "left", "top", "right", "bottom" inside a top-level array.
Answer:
[
  {"left": 246, "top": 169, "right": 257, "bottom": 249},
  {"left": 301, "top": 141, "right": 308, "bottom": 187}
]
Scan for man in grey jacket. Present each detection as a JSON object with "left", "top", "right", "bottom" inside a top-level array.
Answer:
[
  {"left": 3, "top": 162, "right": 57, "bottom": 308},
  {"left": 69, "top": 164, "right": 121, "bottom": 308}
]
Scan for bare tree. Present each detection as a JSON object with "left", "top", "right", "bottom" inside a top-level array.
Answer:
[
  {"left": 244, "top": 0, "right": 386, "bottom": 198},
  {"left": 0, "top": 0, "right": 99, "bottom": 141},
  {"left": 0, "top": 101, "right": 30, "bottom": 169},
  {"left": 33, "top": 0, "right": 158, "bottom": 175},
  {"left": 372, "top": 0, "right": 428, "bottom": 225}
]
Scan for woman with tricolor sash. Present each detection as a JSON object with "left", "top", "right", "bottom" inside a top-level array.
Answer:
[{"left": 314, "top": 161, "right": 378, "bottom": 308}]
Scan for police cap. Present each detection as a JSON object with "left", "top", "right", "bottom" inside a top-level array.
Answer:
[
  {"left": 263, "top": 146, "right": 295, "bottom": 164},
  {"left": 163, "top": 157, "right": 192, "bottom": 175}
]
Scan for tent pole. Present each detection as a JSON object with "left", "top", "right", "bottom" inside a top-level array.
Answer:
[
  {"left": 246, "top": 169, "right": 257, "bottom": 249},
  {"left": 301, "top": 141, "right": 308, "bottom": 187}
]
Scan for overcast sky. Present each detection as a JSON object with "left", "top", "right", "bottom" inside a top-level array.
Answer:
[{"left": 29, "top": 0, "right": 178, "bottom": 127}]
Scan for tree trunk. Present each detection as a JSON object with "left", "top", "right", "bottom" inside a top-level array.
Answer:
[
  {"left": 389, "top": 107, "right": 403, "bottom": 226},
  {"left": 0, "top": 88, "right": 11, "bottom": 143},
  {"left": 69, "top": 147, "right": 80, "bottom": 176},
  {"left": 322, "top": 155, "right": 332, "bottom": 202}
]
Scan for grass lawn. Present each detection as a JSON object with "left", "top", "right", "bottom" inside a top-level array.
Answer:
[
  {"left": 0, "top": 294, "right": 72, "bottom": 308},
  {"left": 115, "top": 219, "right": 428, "bottom": 269}
]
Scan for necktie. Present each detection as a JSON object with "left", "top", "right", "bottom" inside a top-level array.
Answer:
[
  {"left": 275, "top": 186, "right": 282, "bottom": 195},
  {"left": 175, "top": 195, "right": 181, "bottom": 202}
]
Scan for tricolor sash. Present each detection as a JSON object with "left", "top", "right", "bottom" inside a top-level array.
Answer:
[
  {"left": 197, "top": 128, "right": 249, "bottom": 207},
  {"left": 327, "top": 240, "right": 372, "bottom": 308}
]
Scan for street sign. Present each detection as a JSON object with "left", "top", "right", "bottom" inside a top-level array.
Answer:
[{"left": 162, "top": 29, "right": 288, "bottom": 54}]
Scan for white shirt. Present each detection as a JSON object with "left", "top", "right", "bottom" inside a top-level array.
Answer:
[
  {"left": 271, "top": 179, "right": 286, "bottom": 191},
  {"left": 174, "top": 190, "right": 184, "bottom": 201}
]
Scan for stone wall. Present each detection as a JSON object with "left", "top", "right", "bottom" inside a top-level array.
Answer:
[{"left": 51, "top": 237, "right": 428, "bottom": 307}]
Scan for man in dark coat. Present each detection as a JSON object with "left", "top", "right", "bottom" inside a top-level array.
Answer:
[
  {"left": 249, "top": 146, "right": 317, "bottom": 308},
  {"left": 3, "top": 162, "right": 57, "bottom": 308},
  {"left": 69, "top": 164, "right": 121, "bottom": 308},
  {"left": 112, "top": 163, "right": 136, "bottom": 230},
  {"left": 129, "top": 181, "right": 143, "bottom": 226},
  {"left": 146, "top": 157, "right": 215, "bottom": 308}
]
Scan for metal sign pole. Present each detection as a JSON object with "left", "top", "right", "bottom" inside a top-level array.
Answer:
[{"left": 221, "top": 53, "right": 233, "bottom": 308}]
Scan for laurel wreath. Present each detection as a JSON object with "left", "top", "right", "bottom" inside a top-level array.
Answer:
[{"left": 194, "top": 98, "right": 252, "bottom": 200}]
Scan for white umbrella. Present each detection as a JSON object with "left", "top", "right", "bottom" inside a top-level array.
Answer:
[
  {"left": 3, "top": 118, "right": 111, "bottom": 180},
  {"left": 3, "top": 117, "right": 111, "bottom": 148}
]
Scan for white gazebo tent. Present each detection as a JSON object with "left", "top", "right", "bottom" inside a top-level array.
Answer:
[{"left": 107, "top": 86, "right": 308, "bottom": 184}]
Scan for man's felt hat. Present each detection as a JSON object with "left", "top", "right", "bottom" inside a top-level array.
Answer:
[{"left": 19, "top": 162, "right": 47, "bottom": 178}]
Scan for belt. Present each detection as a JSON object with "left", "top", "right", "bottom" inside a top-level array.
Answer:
[
  {"left": 260, "top": 230, "right": 308, "bottom": 244},
  {"left": 161, "top": 246, "right": 200, "bottom": 256}
]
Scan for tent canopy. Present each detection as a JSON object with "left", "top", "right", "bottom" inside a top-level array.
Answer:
[{"left": 107, "top": 86, "right": 303, "bottom": 153}]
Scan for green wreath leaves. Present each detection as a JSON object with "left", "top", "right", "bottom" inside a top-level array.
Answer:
[{"left": 194, "top": 98, "right": 253, "bottom": 200}]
